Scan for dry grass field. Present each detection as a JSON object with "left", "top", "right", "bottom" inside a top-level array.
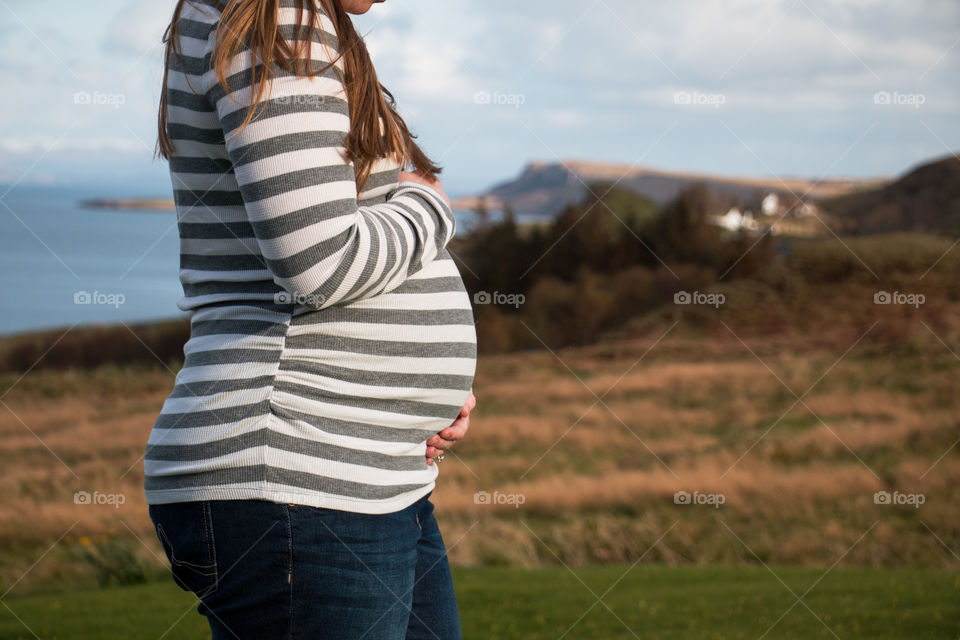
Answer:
[{"left": 0, "top": 319, "right": 957, "bottom": 595}]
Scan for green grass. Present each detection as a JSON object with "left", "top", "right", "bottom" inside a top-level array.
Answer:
[{"left": 0, "top": 565, "right": 956, "bottom": 639}]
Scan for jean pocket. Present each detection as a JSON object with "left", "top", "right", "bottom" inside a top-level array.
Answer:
[{"left": 150, "top": 501, "right": 219, "bottom": 598}]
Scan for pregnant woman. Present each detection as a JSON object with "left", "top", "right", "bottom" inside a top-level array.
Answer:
[{"left": 144, "top": 0, "right": 477, "bottom": 637}]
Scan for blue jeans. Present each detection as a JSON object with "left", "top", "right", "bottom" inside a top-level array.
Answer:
[{"left": 148, "top": 491, "right": 461, "bottom": 639}]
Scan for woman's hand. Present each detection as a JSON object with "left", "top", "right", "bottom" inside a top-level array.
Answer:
[
  {"left": 425, "top": 391, "right": 476, "bottom": 465},
  {"left": 399, "top": 170, "right": 452, "bottom": 208}
]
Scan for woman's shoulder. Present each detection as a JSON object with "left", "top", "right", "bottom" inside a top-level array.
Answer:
[
  {"left": 187, "top": 1, "right": 340, "bottom": 45},
  {"left": 180, "top": 0, "right": 221, "bottom": 26}
]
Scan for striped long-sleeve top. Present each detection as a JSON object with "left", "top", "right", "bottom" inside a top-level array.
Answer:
[{"left": 143, "top": 0, "right": 477, "bottom": 514}]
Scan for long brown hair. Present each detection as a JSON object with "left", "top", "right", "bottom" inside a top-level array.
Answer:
[{"left": 155, "top": 0, "right": 441, "bottom": 192}]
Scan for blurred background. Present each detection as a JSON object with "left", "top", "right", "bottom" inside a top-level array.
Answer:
[{"left": 0, "top": 1, "right": 958, "bottom": 638}]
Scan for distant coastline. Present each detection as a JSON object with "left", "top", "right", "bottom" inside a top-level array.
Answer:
[{"left": 78, "top": 198, "right": 175, "bottom": 211}]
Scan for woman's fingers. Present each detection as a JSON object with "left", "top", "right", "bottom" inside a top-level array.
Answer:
[
  {"left": 426, "top": 393, "right": 474, "bottom": 446},
  {"left": 426, "top": 434, "right": 455, "bottom": 449},
  {"left": 425, "top": 392, "right": 476, "bottom": 465},
  {"left": 427, "top": 418, "right": 467, "bottom": 449},
  {"left": 460, "top": 391, "right": 477, "bottom": 416},
  {"left": 425, "top": 442, "right": 448, "bottom": 465},
  {"left": 439, "top": 415, "right": 470, "bottom": 441},
  {"left": 425, "top": 416, "right": 470, "bottom": 464}
]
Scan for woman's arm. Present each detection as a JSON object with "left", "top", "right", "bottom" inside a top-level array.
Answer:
[{"left": 202, "top": 16, "right": 455, "bottom": 310}]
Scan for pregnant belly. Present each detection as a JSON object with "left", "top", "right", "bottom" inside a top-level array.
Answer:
[{"left": 277, "top": 255, "right": 477, "bottom": 433}]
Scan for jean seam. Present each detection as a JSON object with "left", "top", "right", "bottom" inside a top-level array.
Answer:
[
  {"left": 202, "top": 501, "right": 219, "bottom": 596},
  {"left": 285, "top": 503, "right": 294, "bottom": 640}
]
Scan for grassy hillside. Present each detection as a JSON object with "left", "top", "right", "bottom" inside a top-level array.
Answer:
[
  {"left": 0, "top": 321, "right": 957, "bottom": 596},
  {"left": 821, "top": 155, "right": 960, "bottom": 236}
]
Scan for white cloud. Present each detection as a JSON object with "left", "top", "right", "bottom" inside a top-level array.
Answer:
[
  {"left": 541, "top": 108, "right": 591, "bottom": 127},
  {"left": 0, "top": 137, "right": 148, "bottom": 154},
  {"left": 0, "top": 0, "right": 957, "bottom": 191},
  {"left": 364, "top": 24, "right": 476, "bottom": 103},
  {"left": 102, "top": 0, "right": 179, "bottom": 56}
]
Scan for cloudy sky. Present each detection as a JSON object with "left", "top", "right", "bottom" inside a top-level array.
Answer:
[{"left": 0, "top": 0, "right": 957, "bottom": 197}]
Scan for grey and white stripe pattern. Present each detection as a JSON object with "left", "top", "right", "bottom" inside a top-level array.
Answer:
[{"left": 143, "top": 0, "right": 477, "bottom": 514}]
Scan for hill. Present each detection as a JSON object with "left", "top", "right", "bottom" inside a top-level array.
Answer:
[
  {"left": 452, "top": 159, "right": 885, "bottom": 217},
  {"left": 821, "top": 154, "right": 960, "bottom": 236}
]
